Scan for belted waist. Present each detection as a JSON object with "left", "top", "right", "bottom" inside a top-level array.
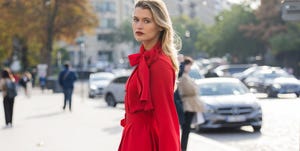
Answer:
[{"left": 121, "top": 111, "right": 153, "bottom": 127}]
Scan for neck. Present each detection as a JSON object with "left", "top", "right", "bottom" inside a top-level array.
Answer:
[{"left": 142, "top": 38, "right": 159, "bottom": 50}]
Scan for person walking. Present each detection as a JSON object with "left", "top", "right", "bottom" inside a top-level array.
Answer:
[
  {"left": 0, "top": 68, "right": 17, "bottom": 128},
  {"left": 178, "top": 56, "right": 205, "bottom": 151},
  {"left": 118, "top": 0, "right": 181, "bottom": 150},
  {"left": 19, "top": 71, "right": 31, "bottom": 97},
  {"left": 58, "top": 63, "right": 77, "bottom": 111}
]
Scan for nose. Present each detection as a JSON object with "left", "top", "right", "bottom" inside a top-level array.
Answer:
[{"left": 135, "top": 21, "right": 143, "bottom": 29}]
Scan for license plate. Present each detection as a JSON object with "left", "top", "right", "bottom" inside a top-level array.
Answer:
[{"left": 227, "top": 115, "right": 246, "bottom": 122}]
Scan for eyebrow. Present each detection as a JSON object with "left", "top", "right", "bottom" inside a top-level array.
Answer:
[{"left": 133, "top": 16, "right": 152, "bottom": 20}]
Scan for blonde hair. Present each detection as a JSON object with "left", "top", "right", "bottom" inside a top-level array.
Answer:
[{"left": 134, "top": 0, "right": 181, "bottom": 72}]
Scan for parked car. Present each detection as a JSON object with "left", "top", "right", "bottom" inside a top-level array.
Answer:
[
  {"left": 232, "top": 65, "right": 277, "bottom": 82},
  {"left": 243, "top": 68, "right": 300, "bottom": 98},
  {"left": 189, "top": 63, "right": 205, "bottom": 81},
  {"left": 88, "top": 72, "right": 115, "bottom": 98},
  {"left": 212, "top": 64, "right": 256, "bottom": 77},
  {"left": 195, "top": 78, "right": 262, "bottom": 132},
  {"left": 104, "top": 73, "right": 130, "bottom": 107}
]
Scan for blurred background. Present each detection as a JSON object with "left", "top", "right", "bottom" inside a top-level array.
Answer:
[
  {"left": 0, "top": 0, "right": 299, "bottom": 79},
  {"left": 0, "top": 0, "right": 299, "bottom": 151}
]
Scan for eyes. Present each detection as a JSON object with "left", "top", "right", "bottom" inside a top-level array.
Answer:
[{"left": 133, "top": 17, "right": 151, "bottom": 24}]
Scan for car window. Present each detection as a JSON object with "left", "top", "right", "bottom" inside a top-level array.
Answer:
[
  {"left": 199, "top": 82, "right": 249, "bottom": 96},
  {"left": 189, "top": 64, "right": 204, "bottom": 79},
  {"left": 113, "top": 76, "right": 129, "bottom": 84},
  {"left": 91, "top": 76, "right": 114, "bottom": 81}
]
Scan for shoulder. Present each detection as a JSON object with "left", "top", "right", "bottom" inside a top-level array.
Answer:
[{"left": 152, "top": 53, "right": 173, "bottom": 70}]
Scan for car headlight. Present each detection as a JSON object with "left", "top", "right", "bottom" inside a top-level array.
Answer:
[
  {"left": 204, "top": 104, "right": 216, "bottom": 114},
  {"left": 272, "top": 84, "right": 281, "bottom": 89},
  {"left": 90, "top": 85, "right": 97, "bottom": 90}
]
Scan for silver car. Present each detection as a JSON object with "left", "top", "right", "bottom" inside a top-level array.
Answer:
[
  {"left": 104, "top": 74, "right": 130, "bottom": 107},
  {"left": 88, "top": 72, "right": 115, "bottom": 98},
  {"left": 195, "top": 78, "right": 263, "bottom": 132}
]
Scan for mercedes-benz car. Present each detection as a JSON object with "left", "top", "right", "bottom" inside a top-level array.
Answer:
[
  {"left": 195, "top": 78, "right": 263, "bottom": 132},
  {"left": 243, "top": 68, "right": 300, "bottom": 98}
]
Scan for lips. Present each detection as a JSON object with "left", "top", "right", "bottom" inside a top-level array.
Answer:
[{"left": 135, "top": 31, "right": 144, "bottom": 36}]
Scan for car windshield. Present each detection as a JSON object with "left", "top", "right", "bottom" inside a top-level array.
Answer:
[
  {"left": 199, "top": 82, "right": 249, "bottom": 96},
  {"left": 257, "top": 70, "right": 293, "bottom": 79},
  {"left": 91, "top": 75, "right": 114, "bottom": 81},
  {"left": 92, "top": 77, "right": 113, "bottom": 81},
  {"left": 189, "top": 65, "right": 204, "bottom": 79}
]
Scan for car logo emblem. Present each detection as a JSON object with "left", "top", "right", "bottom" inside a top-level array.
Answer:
[{"left": 232, "top": 107, "right": 239, "bottom": 115}]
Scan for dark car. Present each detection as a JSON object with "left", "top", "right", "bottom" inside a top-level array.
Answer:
[
  {"left": 195, "top": 78, "right": 262, "bottom": 132},
  {"left": 243, "top": 68, "right": 300, "bottom": 98},
  {"left": 232, "top": 65, "right": 275, "bottom": 82}
]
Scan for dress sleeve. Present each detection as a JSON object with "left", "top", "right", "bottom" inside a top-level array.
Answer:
[{"left": 150, "top": 59, "right": 180, "bottom": 151}]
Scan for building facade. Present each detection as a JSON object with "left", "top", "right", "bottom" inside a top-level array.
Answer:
[{"left": 68, "top": 0, "right": 231, "bottom": 71}]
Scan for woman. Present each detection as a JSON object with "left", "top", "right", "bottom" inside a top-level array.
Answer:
[
  {"left": 178, "top": 56, "right": 204, "bottom": 151},
  {"left": 0, "top": 68, "right": 16, "bottom": 128},
  {"left": 118, "top": 0, "right": 181, "bottom": 150}
]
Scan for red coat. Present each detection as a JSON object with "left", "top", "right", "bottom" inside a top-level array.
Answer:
[{"left": 118, "top": 42, "right": 181, "bottom": 151}]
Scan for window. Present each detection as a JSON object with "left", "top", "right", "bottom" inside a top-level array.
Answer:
[
  {"left": 100, "top": 18, "right": 116, "bottom": 29},
  {"left": 113, "top": 76, "right": 129, "bottom": 84},
  {"left": 96, "top": 1, "right": 116, "bottom": 13}
]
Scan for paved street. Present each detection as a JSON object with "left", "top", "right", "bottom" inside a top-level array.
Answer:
[{"left": 0, "top": 85, "right": 239, "bottom": 151}]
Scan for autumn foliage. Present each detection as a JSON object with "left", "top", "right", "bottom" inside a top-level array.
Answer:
[{"left": 0, "top": 0, "right": 98, "bottom": 73}]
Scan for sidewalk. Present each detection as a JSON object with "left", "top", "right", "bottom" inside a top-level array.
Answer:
[{"left": 0, "top": 87, "right": 239, "bottom": 151}]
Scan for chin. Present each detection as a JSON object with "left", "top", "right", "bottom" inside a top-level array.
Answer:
[{"left": 134, "top": 38, "right": 143, "bottom": 42}]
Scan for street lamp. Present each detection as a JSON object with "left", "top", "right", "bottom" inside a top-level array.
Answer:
[{"left": 76, "top": 36, "right": 85, "bottom": 102}]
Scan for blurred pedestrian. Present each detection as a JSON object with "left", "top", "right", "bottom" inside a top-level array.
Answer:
[
  {"left": 178, "top": 56, "right": 205, "bottom": 151},
  {"left": 0, "top": 68, "right": 17, "bottom": 128},
  {"left": 39, "top": 73, "right": 47, "bottom": 93},
  {"left": 58, "top": 63, "right": 77, "bottom": 111},
  {"left": 118, "top": 0, "right": 181, "bottom": 150},
  {"left": 18, "top": 71, "right": 32, "bottom": 97},
  {"left": 174, "top": 54, "right": 185, "bottom": 126},
  {"left": 31, "top": 67, "right": 37, "bottom": 87}
]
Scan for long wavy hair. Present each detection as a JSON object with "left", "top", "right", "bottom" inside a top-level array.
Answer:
[{"left": 134, "top": 0, "right": 181, "bottom": 72}]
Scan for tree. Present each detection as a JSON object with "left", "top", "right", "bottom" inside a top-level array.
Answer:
[
  {"left": 196, "top": 5, "right": 264, "bottom": 63},
  {"left": 270, "top": 22, "right": 300, "bottom": 76},
  {"left": 0, "top": 0, "right": 98, "bottom": 74},
  {"left": 172, "top": 15, "right": 205, "bottom": 57},
  {"left": 240, "top": 0, "right": 286, "bottom": 64}
]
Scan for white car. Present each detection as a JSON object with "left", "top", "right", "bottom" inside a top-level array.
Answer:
[
  {"left": 195, "top": 78, "right": 262, "bottom": 132},
  {"left": 104, "top": 73, "right": 130, "bottom": 107},
  {"left": 88, "top": 72, "right": 115, "bottom": 98}
]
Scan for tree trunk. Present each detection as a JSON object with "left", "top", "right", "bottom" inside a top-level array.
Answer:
[{"left": 41, "top": 0, "right": 59, "bottom": 76}]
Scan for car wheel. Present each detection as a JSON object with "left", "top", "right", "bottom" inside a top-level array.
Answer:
[
  {"left": 252, "top": 125, "right": 261, "bottom": 132},
  {"left": 266, "top": 88, "right": 277, "bottom": 98},
  {"left": 105, "top": 94, "right": 117, "bottom": 107}
]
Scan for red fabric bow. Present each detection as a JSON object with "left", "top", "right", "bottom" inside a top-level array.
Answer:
[{"left": 127, "top": 42, "right": 161, "bottom": 111}]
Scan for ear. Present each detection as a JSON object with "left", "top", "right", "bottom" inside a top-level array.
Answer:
[{"left": 159, "top": 27, "right": 163, "bottom": 31}]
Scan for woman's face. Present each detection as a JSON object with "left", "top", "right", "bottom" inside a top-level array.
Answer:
[{"left": 132, "top": 7, "right": 162, "bottom": 48}]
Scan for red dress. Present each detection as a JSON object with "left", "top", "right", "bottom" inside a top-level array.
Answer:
[{"left": 118, "top": 42, "right": 181, "bottom": 151}]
